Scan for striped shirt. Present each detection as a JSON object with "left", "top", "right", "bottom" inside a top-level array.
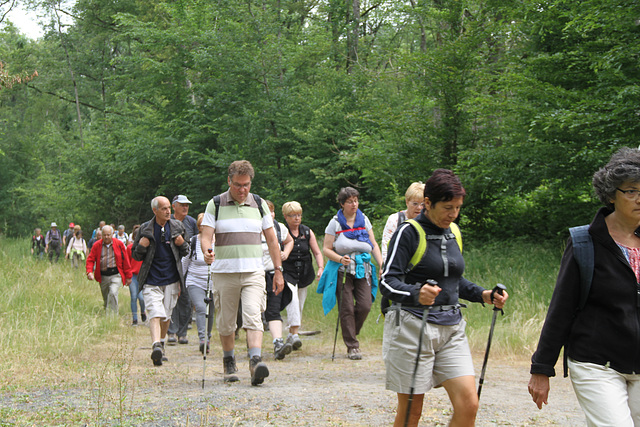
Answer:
[{"left": 202, "top": 190, "right": 273, "bottom": 273}]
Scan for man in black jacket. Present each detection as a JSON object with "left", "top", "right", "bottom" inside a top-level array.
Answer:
[{"left": 132, "top": 196, "right": 189, "bottom": 366}]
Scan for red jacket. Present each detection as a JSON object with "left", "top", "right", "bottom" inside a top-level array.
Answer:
[
  {"left": 86, "top": 238, "right": 132, "bottom": 284},
  {"left": 126, "top": 243, "right": 143, "bottom": 275}
]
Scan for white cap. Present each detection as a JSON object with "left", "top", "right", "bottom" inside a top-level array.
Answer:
[
  {"left": 172, "top": 195, "right": 192, "bottom": 204},
  {"left": 51, "top": 222, "right": 58, "bottom": 227}
]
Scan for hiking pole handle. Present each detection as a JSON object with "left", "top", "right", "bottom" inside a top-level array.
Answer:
[
  {"left": 491, "top": 283, "right": 506, "bottom": 314},
  {"left": 204, "top": 249, "right": 213, "bottom": 304}
]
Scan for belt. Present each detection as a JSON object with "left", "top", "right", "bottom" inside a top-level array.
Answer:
[
  {"left": 101, "top": 267, "right": 119, "bottom": 277},
  {"left": 386, "top": 302, "right": 467, "bottom": 326}
]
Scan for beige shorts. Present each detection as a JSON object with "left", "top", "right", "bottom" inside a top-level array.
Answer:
[
  {"left": 383, "top": 309, "right": 474, "bottom": 394},
  {"left": 142, "top": 282, "right": 180, "bottom": 322},
  {"left": 213, "top": 271, "right": 266, "bottom": 336}
]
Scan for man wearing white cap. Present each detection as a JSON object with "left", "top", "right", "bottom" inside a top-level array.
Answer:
[
  {"left": 167, "top": 194, "right": 198, "bottom": 345},
  {"left": 45, "top": 222, "right": 62, "bottom": 263}
]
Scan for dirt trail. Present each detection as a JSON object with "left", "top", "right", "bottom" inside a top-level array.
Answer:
[{"left": 1, "top": 325, "right": 584, "bottom": 426}]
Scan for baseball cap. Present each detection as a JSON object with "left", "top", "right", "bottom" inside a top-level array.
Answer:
[
  {"left": 69, "top": 222, "right": 75, "bottom": 227},
  {"left": 172, "top": 195, "right": 192, "bottom": 204}
]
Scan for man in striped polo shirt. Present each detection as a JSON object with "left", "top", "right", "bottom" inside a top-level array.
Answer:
[{"left": 201, "top": 160, "right": 285, "bottom": 385}]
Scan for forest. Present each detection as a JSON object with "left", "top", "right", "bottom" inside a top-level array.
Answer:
[{"left": 1, "top": 0, "right": 638, "bottom": 241}]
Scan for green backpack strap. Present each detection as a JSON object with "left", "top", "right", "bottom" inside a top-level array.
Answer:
[
  {"left": 405, "top": 219, "right": 463, "bottom": 272},
  {"left": 450, "top": 222, "right": 463, "bottom": 253},
  {"left": 406, "top": 219, "right": 427, "bottom": 271}
]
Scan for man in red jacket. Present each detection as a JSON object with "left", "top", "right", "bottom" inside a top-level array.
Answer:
[{"left": 86, "top": 225, "right": 132, "bottom": 314}]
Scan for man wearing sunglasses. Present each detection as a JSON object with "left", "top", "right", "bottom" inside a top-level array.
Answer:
[{"left": 133, "top": 196, "right": 190, "bottom": 366}]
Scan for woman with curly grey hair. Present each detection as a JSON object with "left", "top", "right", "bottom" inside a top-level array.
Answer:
[{"left": 529, "top": 147, "right": 640, "bottom": 426}]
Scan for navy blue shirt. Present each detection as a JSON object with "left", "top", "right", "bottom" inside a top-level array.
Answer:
[{"left": 146, "top": 220, "right": 180, "bottom": 286}]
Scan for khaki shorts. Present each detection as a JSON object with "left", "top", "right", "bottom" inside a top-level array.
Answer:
[
  {"left": 213, "top": 271, "right": 266, "bottom": 336},
  {"left": 383, "top": 309, "right": 474, "bottom": 394},
  {"left": 142, "top": 282, "right": 180, "bottom": 322}
]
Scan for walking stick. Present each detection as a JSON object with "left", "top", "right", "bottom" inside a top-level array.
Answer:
[
  {"left": 477, "top": 283, "right": 507, "bottom": 399},
  {"left": 331, "top": 269, "right": 347, "bottom": 362},
  {"left": 404, "top": 279, "right": 437, "bottom": 427},
  {"left": 202, "top": 248, "right": 213, "bottom": 389}
]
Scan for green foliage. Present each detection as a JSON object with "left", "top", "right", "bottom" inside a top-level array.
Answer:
[{"left": 1, "top": 0, "right": 638, "bottom": 240}]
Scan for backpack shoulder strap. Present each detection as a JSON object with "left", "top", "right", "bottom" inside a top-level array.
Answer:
[
  {"left": 450, "top": 222, "right": 463, "bottom": 253},
  {"left": 213, "top": 195, "right": 221, "bottom": 220},
  {"left": 397, "top": 211, "right": 406, "bottom": 225},
  {"left": 190, "top": 234, "right": 198, "bottom": 259},
  {"left": 301, "top": 224, "right": 310, "bottom": 240},
  {"left": 406, "top": 219, "right": 427, "bottom": 272},
  {"left": 252, "top": 193, "right": 265, "bottom": 217},
  {"left": 569, "top": 225, "right": 593, "bottom": 311}
]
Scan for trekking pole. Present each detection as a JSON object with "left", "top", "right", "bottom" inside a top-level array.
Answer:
[
  {"left": 202, "top": 248, "right": 213, "bottom": 389},
  {"left": 404, "top": 279, "right": 437, "bottom": 427},
  {"left": 331, "top": 269, "right": 347, "bottom": 362},
  {"left": 477, "top": 283, "right": 506, "bottom": 399}
]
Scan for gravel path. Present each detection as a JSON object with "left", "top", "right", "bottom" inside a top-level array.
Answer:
[{"left": 1, "top": 326, "right": 584, "bottom": 426}]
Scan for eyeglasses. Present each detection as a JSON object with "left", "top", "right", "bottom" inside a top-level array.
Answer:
[
  {"left": 409, "top": 202, "right": 425, "bottom": 208},
  {"left": 230, "top": 180, "right": 251, "bottom": 189},
  {"left": 616, "top": 188, "right": 640, "bottom": 200},
  {"left": 161, "top": 227, "right": 167, "bottom": 243}
]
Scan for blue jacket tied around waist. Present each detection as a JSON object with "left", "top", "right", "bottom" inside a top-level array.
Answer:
[{"left": 317, "top": 259, "right": 378, "bottom": 315}]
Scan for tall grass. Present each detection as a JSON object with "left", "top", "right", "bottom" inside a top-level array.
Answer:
[
  {"left": 292, "top": 236, "right": 566, "bottom": 359},
  {"left": 0, "top": 236, "right": 128, "bottom": 391},
  {"left": 0, "top": 234, "right": 566, "bottom": 391}
]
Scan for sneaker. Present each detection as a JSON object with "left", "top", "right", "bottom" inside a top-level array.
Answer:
[
  {"left": 223, "top": 356, "right": 239, "bottom": 383},
  {"left": 273, "top": 338, "right": 292, "bottom": 360},
  {"left": 348, "top": 348, "right": 362, "bottom": 360},
  {"left": 141, "top": 312, "right": 147, "bottom": 322},
  {"left": 249, "top": 356, "right": 269, "bottom": 386},
  {"left": 151, "top": 342, "right": 163, "bottom": 366},
  {"left": 199, "top": 340, "right": 210, "bottom": 355},
  {"left": 287, "top": 334, "right": 302, "bottom": 351},
  {"left": 167, "top": 334, "right": 177, "bottom": 345},
  {"left": 132, "top": 319, "right": 138, "bottom": 326},
  {"left": 178, "top": 336, "right": 189, "bottom": 345}
]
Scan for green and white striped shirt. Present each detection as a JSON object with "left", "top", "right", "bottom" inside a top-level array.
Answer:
[{"left": 202, "top": 190, "right": 273, "bottom": 273}]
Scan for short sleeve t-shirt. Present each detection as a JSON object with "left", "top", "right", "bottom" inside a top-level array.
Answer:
[{"left": 202, "top": 191, "right": 274, "bottom": 273}]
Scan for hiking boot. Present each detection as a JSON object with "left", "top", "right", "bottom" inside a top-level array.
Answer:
[
  {"left": 348, "top": 348, "right": 362, "bottom": 360},
  {"left": 141, "top": 312, "right": 147, "bottom": 322},
  {"left": 287, "top": 334, "right": 302, "bottom": 351},
  {"left": 151, "top": 342, "right": 163, "bottom": 366},
  {"left": 161, "top": 341, "right": 168, "bottom": 362},
  {"left": 273, "top": 338, "right": 292, "bottom": 360},
  {"left": 167, "top": 334, "right": 177, "bottom": 345},
  {"left": 249, "top": 355, "right": 269, "bottom": 386},
  {"left": 223, "top": 356, "right": 239, "bottom": 383},
  {"left": 132, "top": 319, "right": 138, "bottom": 326},
  {"left": 178, "top": 336, "right": 189, "bottom": 345}
]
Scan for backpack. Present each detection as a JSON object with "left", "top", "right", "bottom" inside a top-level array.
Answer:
[
  {"left": 561, "top": 225, "right": 595, "bottom": 377},
  {"left": 213, "top": 193, "right": 265, "bottom": 220},
  {"left": 381, "top": 220, "right": 462, "bottom": 315},
  {"left": 405, "top": 219, "right": 463, "bottom": 272},
  {"left": 568, "top": 225, "right": 593, "bottom": 311}
]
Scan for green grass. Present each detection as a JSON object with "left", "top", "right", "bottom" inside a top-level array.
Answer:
[
  {"left": 286, "top": 236, "right": 565, "bottom": 357},
  {"left": 0, "top": 234, "right": 565, "bottom": 390}
]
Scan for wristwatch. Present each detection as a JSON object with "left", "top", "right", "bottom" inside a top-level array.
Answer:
[{"left": 276, "top": 266, "right": 284, "bottom": 272}]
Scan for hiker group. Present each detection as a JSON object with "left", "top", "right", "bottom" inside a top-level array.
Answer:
[{"left": 32, "top": 149, "right": 640, "bottom": 426}]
